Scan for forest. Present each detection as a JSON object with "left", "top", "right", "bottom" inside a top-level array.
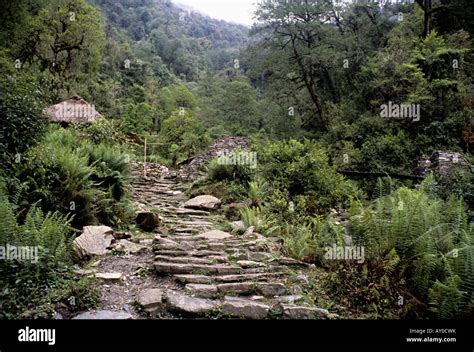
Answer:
[{"left": 0, "top": 0, "right": 473, "bottom": 321}]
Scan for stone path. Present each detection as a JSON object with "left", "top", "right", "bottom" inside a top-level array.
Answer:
[{"left": 79, "top": 162, "right": 336, "bottom": 320}]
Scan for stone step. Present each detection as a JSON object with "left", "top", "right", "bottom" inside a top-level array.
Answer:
[
  {"left": 154, "top": 255, "right": 214, "bottom": 265},
  {"left": 155, "top": 262, "right": 243, "bottom": 275},
  {"left": 221, "top": 296, "right": 270, "bottom": 319},
  {"left": 165, "top": 292, "right": 218, "bottom": 316},
  {"left": 153, "top": 250, "right": 227, "bottom": 257},
  {"left": 174, "top": 272, "right": 286, "bottom": 284}
]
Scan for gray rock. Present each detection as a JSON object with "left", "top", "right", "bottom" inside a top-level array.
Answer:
[
  {"left": 242, "top": 226, "right": 255, "bottom": 237},
  {"left": 257, "top": 283, "right": 287, "bottom": 296},
  {"left": 184, "top": 195, "right": 221, "bottom": 210},
  {"left": 222, "top": 297, "right": 270, "bottom": 319},
  {"left": 166, "top": 293, "right": 218, "bottom": 315},
  {"left": 93, "top": 272, "right": 123, "bottom": 281},
  {"left": 197, "top": 230, "right": 233, "bottom": 241},
  {"left": 281, "top": 305, "right": 331, "bottom": 319},
  {"left": 178, "top": 241, "right": 195, "bottom": 251},
  {"left": 136, "top": 289, "right": 164, "bottom": 313},
  {"left": 185, "top": 284, "right": 218, "bottom": 298},
  {"left": 72, "top": 310, "right": 132, "bottom": 320},
  {"left": 73, "top": 226, "right": 114, "bottom": 259},
  {"left": 230, "top": 221, "right": 246, "bottom": 231},
  {"left": 115, "top": 239, "right": 147, "bottom": 254}
]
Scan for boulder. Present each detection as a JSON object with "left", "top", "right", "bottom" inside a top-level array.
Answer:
[
  {"left": 73, "top": 226, "right": 114, "bottom": 259},
  {"left": 184, "top": 195, "right": 221, "bottom": 210},
  {"left": 136, "top": 212, "right": 160, "bottom": 232}
]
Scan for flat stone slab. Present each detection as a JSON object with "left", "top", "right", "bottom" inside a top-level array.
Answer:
[
  {"left": 184, "top": 195, "right": 221, "bottom": 210},
  {"left": 185, "top": 284, "right": 218, "bottom": 298},
  {"left": 93, "top": 272, "right": 123, "bottom": 281},
  {"left": 281, "top": 305, "right": 331, "bottom": 319},
  {"left": 72, "top": 310, "right": 132, "bottom": 320},
  {"left": 166, "top": 293, "right": 218, "bottom": 315},
  {"left": 197, "top": 230, "right": 233, "bottom": 241},
  {"left": 155, "top": 262, "right": 241, "bottom": 275},
  {"left": 136, "top": 289, "right": 164, "bottom": 313},
  {"left": 222, "top": 297, "right": 270, "bottom": 319},
  {"left": 175, "top": 275, "right": 214, "bottom": 284},
  {"left": 257, "top": 283, "right": 287, "bottom": 296}
]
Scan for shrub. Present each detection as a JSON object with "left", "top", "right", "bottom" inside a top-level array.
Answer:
[
  {"left": 239, "top": 206, "right": 278, "bottom": 235},
  {"left": 338, "top": 176, "right": 474, "bottom": 318},
  {"left": 18, "top": 128, "right": 132, "bottom": 228},
  {"left": 206, "top": 158, "right": 252, "bottom": 183},
  {"left": 259, "top": 139, "right": 362, "bottom": 215}
]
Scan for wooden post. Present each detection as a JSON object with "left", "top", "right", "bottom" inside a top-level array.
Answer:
[{"left": 144, "top": 138, "right": 147, "bottom": 178}]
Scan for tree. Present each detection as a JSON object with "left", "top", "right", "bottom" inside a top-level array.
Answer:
[{"left": 17, "top": 0, "right": 105, "bottom": 98}]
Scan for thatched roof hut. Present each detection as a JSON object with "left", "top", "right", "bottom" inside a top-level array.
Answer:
[{"left": 43, "top": 96, "right": 103, "bottom": 124}]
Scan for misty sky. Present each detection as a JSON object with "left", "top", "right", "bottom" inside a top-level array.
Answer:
[{"left": 174, "top": 0, "right": 258, "bottom": 26}]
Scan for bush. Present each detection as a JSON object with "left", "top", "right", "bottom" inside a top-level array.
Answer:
[
  {"left": 259, "top": 139, "right": 362, "bottom": 215},
  {"left": 0, "top": 183, "right": 79, "bottom": 318},
  {"left": 17, "top": 128, "right": 132, "bottom": 228},
  {"left": 336, "top": 176, "right": 474, "bottom": 318},
  {"left": 206, "top": 158, "right": 252, "bottom": 184}
]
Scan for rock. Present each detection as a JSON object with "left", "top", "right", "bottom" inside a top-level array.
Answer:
[
  {"left": 197, "top": 230, "right": 233, "bottom": 241},
  {"left": 277, "top": 295, "right": 303, "bottom": 304},
  {"left": 237, "top": 260, "right": 266, "bottom": 268},
  {"left": 178, "top": 241, "right": 195, "bottom": 251},
  {"left": 72, "top": 310, "right": 132, "bottom": 320},
  {"left": 140, "top": 239, "right": 154, "bottom": 246},
  {"left": 73, "top": 226, "right": 114, "bottom": 259},
  {"left": 184, "top": 195, "right": 221, "bottom": 210},
  {"left": 73, "top": 269, "right": 95, "bottom": 276},
  {"left": 93, "top": 272, "right": 123, "bottom": 281},
  {"left": 222, "top": 297, "right": 270, "bottom": 319},
  {"left": 257, "top": 283, "right": 287, "bottom": 296},
  {"left": 281, "top": 305, "right": 331, "bottom": 319},
  {"left": 230, "top": 221, "right": 246, "bottom": 231},
  {"left": 136, "top": 289, "right": 164, "bottom": 313},
  {"left": 53, "top": 312, "right": 63, "bottom": 320},
  {"left": 166, "top": 293, "right": 218, "bottom": 315},
  {"left": 155, "top": 237, "right": 179, "bottom": 250},
  {"left": 175, "top": 275, "right": 214, "bottom": 284},
  {"left": 154, "top": 262, "right": 241, "bottom": 275},
  {"left": 248, "top": 252, "right": 273, "bottom": 261},
  {"left": 115, "top": 240, "right": 147, "bottom": 254},
  {"left": 136, "top": 212, "right": 160, "bottom": 232},
  {"left": 242, "top": 226, "right": 255, "bottom": 237},
  {"left": 185, "top": 284, "right": 218, "bottom": 298}
]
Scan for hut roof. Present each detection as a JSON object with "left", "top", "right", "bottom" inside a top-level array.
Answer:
[{"left": 43, "top": 96, "right": 103, "bottom": 124}]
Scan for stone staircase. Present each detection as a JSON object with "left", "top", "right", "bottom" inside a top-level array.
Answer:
[{"left": 130, "top": 162, "right": 336, "bottom": 319}]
